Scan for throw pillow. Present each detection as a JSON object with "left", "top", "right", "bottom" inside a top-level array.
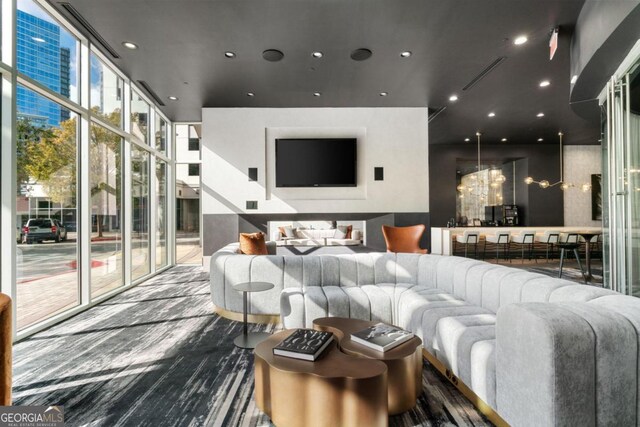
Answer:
[
  {"left": 334, "top": 226, "right": 348, "bottom": 239},
  {"left": 283, "top": 226, "right": 295, "bottom": 238},
  {"left": 346, "top": 225, "right": 353, "bottom": 239},
  {"left": 278, "top": 226, "right": 287, "bottom": 238},
  {"left": 239, "top": 232, "right": 268, "bottom": 255}
]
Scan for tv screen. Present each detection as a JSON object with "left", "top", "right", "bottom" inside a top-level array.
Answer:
[{"left": 275, "top": 138, "right": 357, "bottom": 187}]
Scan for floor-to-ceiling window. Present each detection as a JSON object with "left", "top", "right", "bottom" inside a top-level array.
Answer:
[
  {"left": 131, "top": 145, "right": 150, "bottom": 281},
  {"left": 175, "top": 123, "right": 201, "bottom": 264},
  {"left": 16, "top": 86, "right": 79, "bottom": 329},
  {"left": 0, "top": 0, "right": 175, "bottom": 339},
  {"left": 602, "top": 51, "right": 640, "bottom": 297}
]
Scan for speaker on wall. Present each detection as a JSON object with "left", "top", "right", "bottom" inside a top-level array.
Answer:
[
  {"left": 374, "top": 167, "right": 384, "bottom": 181},
  {"left": 246, "top": 201, "right": 258, "bottom": 210},
  {"left": 248, "top": 168, "right": 258, "bottom": 181}
]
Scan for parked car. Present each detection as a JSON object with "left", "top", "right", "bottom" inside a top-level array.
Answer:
[{"left": 23, "top": 219, "right": 67, "bottom": 243}]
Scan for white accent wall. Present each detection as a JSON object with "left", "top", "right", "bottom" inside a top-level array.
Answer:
[
  {"left": 563, "top": 145, "right": 602, "bottom": 227},
  {"left": 201, "top": 108, "right": 429, "bottom": 214}
]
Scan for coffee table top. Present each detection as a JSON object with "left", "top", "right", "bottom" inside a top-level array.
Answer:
[
  {"left": 313, "top": 317, "right": 422, "bottom": 361},
  {"left": 254, "top": 329, "right": 386, "bottom": 379},
  {"left": 232, "top": 281, "right": 274, "bottom": 292}
]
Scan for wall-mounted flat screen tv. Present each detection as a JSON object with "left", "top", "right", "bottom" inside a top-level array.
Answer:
[{"left": 275, "top": 138, "right": 357, "bottom": 187}]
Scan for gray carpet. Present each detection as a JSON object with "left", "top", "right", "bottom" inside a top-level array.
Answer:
[{"left": 13, "top": 266, "right": 492, "bottom": 427}]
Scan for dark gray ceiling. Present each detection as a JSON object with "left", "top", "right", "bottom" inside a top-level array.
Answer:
[{"left": 50, "top": 0, "right": 599, "bottom": 145}]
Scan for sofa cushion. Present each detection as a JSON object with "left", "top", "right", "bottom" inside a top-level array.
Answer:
[
  {"left": 433, "top": 314, "right": 496, "bottom": 382},
  {"left": 470, "top": 339, "right": 497, "bottom": 409},
  {"left": 360, "top": 285, "right": 393, "bottom": 324},
  {"left": 334, "top": 225, "right": 348, "bottom": 239},
  {"left": 239, "top": 232, "right": 268, "bottom": 255}
]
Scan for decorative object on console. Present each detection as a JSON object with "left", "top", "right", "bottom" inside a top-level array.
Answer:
[
  {"left": 525, "top": 132, "right": 592, "bottom": 191},
  {"left": 273, "top": 329, "right": 334, "bottom": 361},
  {"left": 350, "top": 322, "right": 414, "bottom": 352},
  {"left": 238, "top": 232, "right": 268, "bottom": 255},
  {"left": 382, "top": 224, "right": 428, "bottom": 253}
]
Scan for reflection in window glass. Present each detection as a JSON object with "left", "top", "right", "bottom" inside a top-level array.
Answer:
[
  {"left": 17, "top": 0, "right": 78, "bottom": 109},
  {"left": 155, "top": 115, "right": 166, "bottom": 153},
  {"left": 90, "top": 53, "right": 123, "bottom": 128},
  {"left": 131, "top": 146, "right": 150, "bottom": 280},
  {"left": 156, "top": 160, "right": 167, "bottom": 268},
  {"left": 16, "top": 85, "right": 78, "bottom": 330},
  {"left": 131, "top": 91, "right": 149, "bottom": 144},
  {"left": 90, "top": 124, "right": 123, "bottom": 298}
]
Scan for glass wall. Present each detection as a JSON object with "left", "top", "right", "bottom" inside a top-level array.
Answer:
[
  {"left": 131, "top": 146, "right": 150, "bottom": 281},
  {"left": 1, "top": 0, "right": 174, "bottom": 338},
  {"left": 90, "top": 123, "right": 123, "bottom": 298},
  {"left": 602, "top": 57, "right": 640, "bottom": 297},
  {"left": 156, "top": 160, "right": 167, "bottom": 269},
  {"left": 175, "top": 124, "right": 202, "bottom": 264},
  {"left": 131, "top": 91, "right": 149, "bottom": 145},
  {"left": 90, "top": 53, "right": 123, "bottom": 128},
  {"left": 16, "top": 85, "right": 79, "bottom": 330}
]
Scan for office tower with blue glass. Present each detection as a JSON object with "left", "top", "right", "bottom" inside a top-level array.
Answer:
[{"left": 16, "top": 10, "right": 70, "bottom": 127}]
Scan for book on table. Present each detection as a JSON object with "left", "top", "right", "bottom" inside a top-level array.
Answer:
[
  {"left": 350, "top": 323, "right": 414, "bottom": 352},
  {"left": 273, "top": 329, "right": 334, "bottom": 361}
]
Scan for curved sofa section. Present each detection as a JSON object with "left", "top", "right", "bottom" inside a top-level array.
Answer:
[{"left": 210, "top": 246, "right": 640, "bottom": 426}]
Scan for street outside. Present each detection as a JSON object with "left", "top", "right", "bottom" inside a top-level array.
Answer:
[{"left": 15, "top": 232, "right": 201, "bottom": 330}]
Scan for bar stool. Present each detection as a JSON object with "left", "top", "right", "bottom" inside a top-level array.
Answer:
[
  {"left": 455, "top": 230, "right": 480, "bottom": 258},
  {"left": 484, "top": 232, "right": 510, "bottom": 263},
  {"left": 511, "top": 231, "right": 536, "bottom": 263},
  {"left": 557, "top": 242, "right": 587, "bottom": 284},
  {"left": 535, "top": 231, "right": 560, "bottom": 262}
]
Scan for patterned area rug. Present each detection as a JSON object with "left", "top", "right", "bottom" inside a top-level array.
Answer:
[{"left": 13, "top": 266, "right": 492, "bottom": 427}]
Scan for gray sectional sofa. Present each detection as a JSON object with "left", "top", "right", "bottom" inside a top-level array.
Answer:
[{"left": 210, "top": 244, "right": 640, "bottom": 426}]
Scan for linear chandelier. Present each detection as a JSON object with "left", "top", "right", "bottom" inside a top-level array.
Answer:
[{"left": 524, "top": 132, "right": 592, "bottom": 192}]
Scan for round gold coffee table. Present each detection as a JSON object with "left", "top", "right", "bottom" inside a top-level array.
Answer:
[
  {"left": 254, "top": 329, "right": 388, "bottom": 427},
  {"left": 313, "top": 317, "right": 423, "bottom": 415}
]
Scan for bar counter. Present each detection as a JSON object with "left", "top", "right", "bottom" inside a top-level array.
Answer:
[{"left": 431, "top": 226, "right": 602, "bottom": 256}]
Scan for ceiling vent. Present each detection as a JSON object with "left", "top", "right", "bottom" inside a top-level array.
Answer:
[
  {"left": 262, "top": 49, "right": 284, "bottom": 62},
  {"left": 136, "top": 81, "right": 165, "bottom": 106},
  {"left": 350, "top": 48, "right": 373, "bottom": 61},
  {"left": 462, "top": 57, "right": 507, "bottom": 91},
  {"left": 428, "top": 107, "right": 446, "bottom": 123},
  {"left": 58, "top": 2, "right": 120, "bottom": 59}
]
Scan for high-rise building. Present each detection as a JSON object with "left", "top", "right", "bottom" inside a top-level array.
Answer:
[{"left": 16, "top": 9, "right": 70, "bottom": 127}]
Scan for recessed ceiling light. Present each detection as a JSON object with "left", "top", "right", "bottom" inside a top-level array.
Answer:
[
  {"left": 514, "top": 35, "right": 528, "bottom": 45},
  {"left": 312, "top": 51, "right": 323, "bottom": 58},
  {"left": 464, "top": 138, "right": 470, "bottom": 142},
  {"left": 538, "top": 138, "right": 544, "bottom": 142},
  {"left": 537, "top": 112, "right": 545, "bottom": 118},
  {"left": 122, "top": 41, "right": 138, "bottom": 50},
  {"left": 400, "top": 51, "right": 412, "bottom": 58},
  {"left": 168, "top": 96, "right": 178, "bottom": 101},
  {"left": 449, "top": 95, "right": 458, "bottom": 102},
  {"left": 379, "top": 92, "right": 388, "bottom": 96},
  {"left": 539, "top": 80, "right": 550, "bottom": 87},
  {"left": 501, "top": 138, "right": 508, "bottom": 142},
  {"left": 32, "top": 37, "right": 45, "bottom": 43},
  {"left": 313, "top": 92, "right": 321, "bottom": 97},
  {"left": 488, "top": 112, "right": 496, "bottom": 117},
  {"left": 571, "top": 75, "right": 578, "bottom": 84},
  {"left": 246, "top": 92, "right": 255, "bottom": 97},
  {"left": 224, "top": 51, "right": 236, "bottom": 58}
]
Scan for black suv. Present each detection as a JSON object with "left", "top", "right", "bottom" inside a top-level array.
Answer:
[{"left": 23, "top": 219, "right": 68, "bottom": 243}]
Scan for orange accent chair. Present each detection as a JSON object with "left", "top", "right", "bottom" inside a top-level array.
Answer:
[
  {"left": 0, "top": 293, "right": 11, "bottom": 405},
  {"left": 381, "top": 225, "right": 429, "bottom": 254}
]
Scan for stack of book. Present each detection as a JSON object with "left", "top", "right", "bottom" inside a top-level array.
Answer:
[
  {"left": 350, "top": 323, "right": 414, "bottom": 352},
  {"left": 273, "top": 329, "right": 333, "bottom": 361}
]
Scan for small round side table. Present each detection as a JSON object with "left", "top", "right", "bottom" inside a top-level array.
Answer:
[{"left": 232, "top": 281, "right": 274, "bottom": 349}]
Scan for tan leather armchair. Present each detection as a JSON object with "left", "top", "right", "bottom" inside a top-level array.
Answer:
[
  {"left": 0, "top": 293, "right": 11, "bottom": 405},
  {"left": 381, "top": 225, "right": 429, "bottom": 254}
]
